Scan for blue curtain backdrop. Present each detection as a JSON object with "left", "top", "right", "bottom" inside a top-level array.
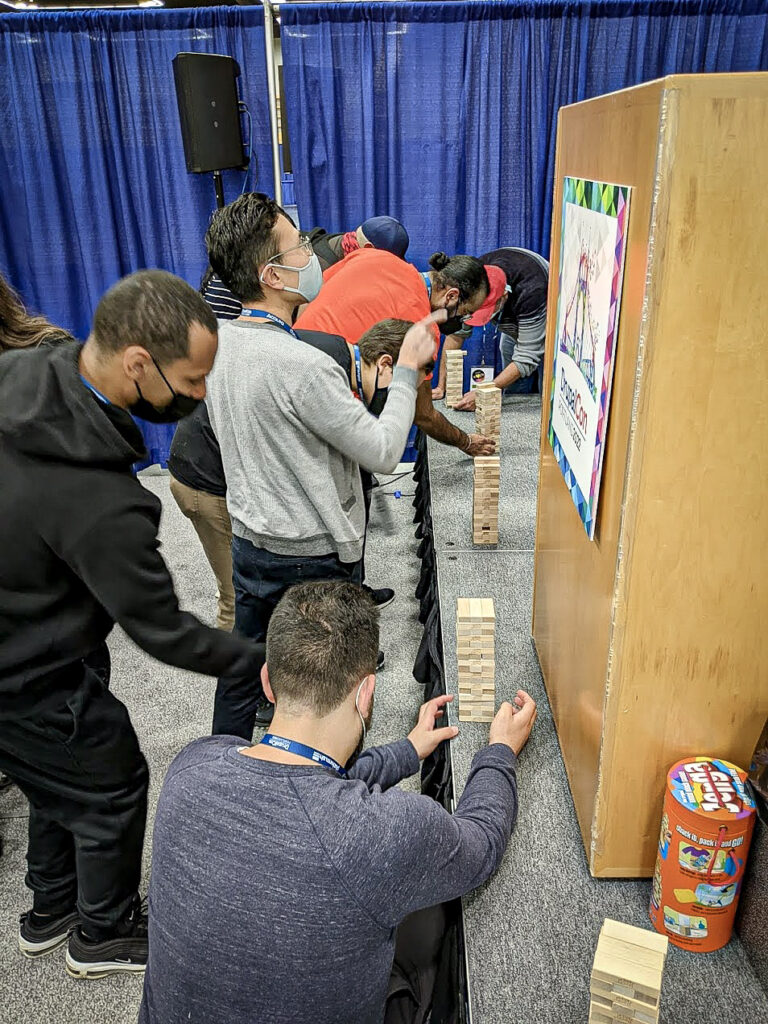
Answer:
[
  {"left": 0, "top": 8, "right": 272, "bottom": 465},
  {"left": 281, "top": 0, "right": 768, "bottom": 383}
]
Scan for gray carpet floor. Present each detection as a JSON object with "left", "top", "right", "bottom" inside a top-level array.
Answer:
[{"left": 0, "top": 471, "right": 425, "bottom": 1024}]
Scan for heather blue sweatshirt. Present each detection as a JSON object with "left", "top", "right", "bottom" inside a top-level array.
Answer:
[{"left": 139, "top": 735, "right": 518, "bottom": 1024}]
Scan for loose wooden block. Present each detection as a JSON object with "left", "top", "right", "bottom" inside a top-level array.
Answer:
[
  {"left": 601, "top": 920, "right": 668, "bottom": 957},
  {"left": 591, "top": 935, "right": 665, "bottom": 1008}
]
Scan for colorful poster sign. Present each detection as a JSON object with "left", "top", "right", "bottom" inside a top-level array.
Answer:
[{"left": 548, "top": 177, "right": 631, "bottom": 539}]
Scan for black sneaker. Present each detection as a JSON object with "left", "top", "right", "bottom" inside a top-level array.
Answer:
[
  {"left": 0, "top": 771, "right": 14, "bottom": 793},
  {"left": 376, "top": 650, "right": 385, "bottom": 672},
  {"left": 65, "top": 899, "right": 148, "bottom": 979},
  {"left": 362, "top": 584, "right": 396, "bottom": 609},
  {"left": 253, "top": 694, "right": 274, "bottom": 727},
  {"left": 19, "top": 908, "right": 79, "bottom": 958}
]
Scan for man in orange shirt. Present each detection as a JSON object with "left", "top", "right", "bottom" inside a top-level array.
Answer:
[{"left": 295, "top": 249, "right": 498, "bottom": 457}]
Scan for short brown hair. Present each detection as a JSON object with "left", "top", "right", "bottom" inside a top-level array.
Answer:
[
  {"left": 205, "top": 191, "right": 288, "bottom": 304},
  {"left": 92, "top": 270, "right": 217, "bottom": 361},
  {"left": 357, "top": 318, "right": 413, "bottom": 365},
  {"left": 266, "top": 582, "right": 379, "bottom": 716}
]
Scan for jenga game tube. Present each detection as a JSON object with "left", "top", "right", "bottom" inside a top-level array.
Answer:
[{"left": 649, "top": 757, "right": 756, "bottom": 952}]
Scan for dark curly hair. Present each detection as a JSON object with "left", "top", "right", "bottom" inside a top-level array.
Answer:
[{"left": 428, "top": 252, "right": 489, "bottom": 302}]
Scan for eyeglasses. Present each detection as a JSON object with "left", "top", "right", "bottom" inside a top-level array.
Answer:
[{"left": 270, "top": 233, "right": 314, "bottom": 265}]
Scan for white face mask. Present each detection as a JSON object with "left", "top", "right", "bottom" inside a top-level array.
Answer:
[
  {"left": 355, "top": 677, "right": 368, "bottom": 743},
  {"left": 267, "top": 250, "right": 324, "bottom": 304}
]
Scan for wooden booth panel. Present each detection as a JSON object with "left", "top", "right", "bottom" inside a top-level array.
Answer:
[
  {"left": 532, "top": 80, "right": 665, "bottom": 858},
  {"left": 595, "top": 76, "right": 768, "bottom": 874},
  {"left": 533, "top": 74, "right": 768, "bottom": 876}
]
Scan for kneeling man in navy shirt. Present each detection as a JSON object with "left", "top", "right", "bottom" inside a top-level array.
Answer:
[{"left": 140, "top": 581, "right": 536, "bottom": 1024}]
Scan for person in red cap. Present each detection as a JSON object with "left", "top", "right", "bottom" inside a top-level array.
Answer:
[
  {"left": 295, "top": 249, "right": 497, "bottom": 458},
  {"left": 434, "top": 248, "right": 549, "bottom": 411}
]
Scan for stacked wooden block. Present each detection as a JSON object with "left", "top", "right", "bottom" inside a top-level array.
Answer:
[
  {"left": 473, "top": 456, "right": 500, "bottom": 545},
  {"left": 474, "top": 382, "right": 502, "bottom": 446},
  {"left": 445, "top": 349, "right": 466, "bottom": 407},
  {"left": 456, "top": 598, "right": 495, "bottom": 722},
  {"left": 589, "top": 920, "right": 668, "bottom": 1024}
]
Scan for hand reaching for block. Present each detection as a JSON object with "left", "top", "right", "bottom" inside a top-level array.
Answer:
[{"left": 489, "top": 691, "right": 538, "bottom": 756}]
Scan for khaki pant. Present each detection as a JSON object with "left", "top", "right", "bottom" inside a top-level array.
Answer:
[{"left": 169, "top": 476, "right": 235, "bottom": 631}]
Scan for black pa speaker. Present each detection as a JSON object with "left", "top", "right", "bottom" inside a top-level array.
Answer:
[{"left": 173, "top": 52, "right": 246, "bottom": 174}]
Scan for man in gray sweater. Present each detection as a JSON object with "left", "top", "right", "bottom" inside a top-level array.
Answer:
[
  {"left": 204, "top": 194, "right": 442, "bottom": 734},
  {"left": 139, "top": 581, "right": 537, "bottom": 1024}
]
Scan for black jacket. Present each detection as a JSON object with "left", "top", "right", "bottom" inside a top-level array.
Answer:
[{"left": 0, "top": 342, "right": 263, "bottom": 709}]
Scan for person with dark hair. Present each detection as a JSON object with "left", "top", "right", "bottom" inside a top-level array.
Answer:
[
  {"left": 0, "top": 269, "right": 266, "bottom": 979},
  {"left": 202, "top": 193, "right": 440, "bottom": 734},
  {"left": 201, "top": 202, "right": 409, "bottom": 319},
  {"left": 439, "top": 248, "right": 550, "bottom": 410},
  {"left": 294, "top": 247, "right": 497, "bottom": 457},
  {"left": 139, "top": 580, "right": 537, "bottom": 1024},
  {"left": 167, "top": 317, "right": 413, "bottom": 632},
  {"left": 0, "top": 272, "right": 74, "bottom": 353}
]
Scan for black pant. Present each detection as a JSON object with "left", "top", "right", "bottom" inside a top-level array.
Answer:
[
  {"left": 386, "top": 903, "right": 447, "bottom": 1024},
  {"left": 0, "top": 646, "right": 148, "bottom": 939},
  {"left": 212, "top": 538, "right": 363, "bottom": 739}
]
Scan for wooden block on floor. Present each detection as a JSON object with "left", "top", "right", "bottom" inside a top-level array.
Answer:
[
  {"left": 456, "top": 597, "right": 495, "bottom": 721},
  {"left": 589, "top": 919, "right": 667, "bottom": 1020},
  {"left": 475, "top": 383, "right": 502, "bottom": 443},
  {"left": 589, "top": 987, "right": 659, "bottom": 1024},
  {"left": 445, "top": 351, "right": 467, "bottom": 408},
  {"left": 601, "top": 920, "right": 668, "bottom": 957},
  {"left": 473, "top": 455, "right": 500, "bottom": 545}
]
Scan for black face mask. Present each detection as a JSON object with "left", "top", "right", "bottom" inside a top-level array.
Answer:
[
  {"left": 441, "top": 293, "right": 468, "bottom": 337},
  {"left": 441, "top": 315, "right": 468, "bottom": 337},
  {"left": 367, "top": 367, "right": 390, "bottom": 417},
  {"left": 130, "top": 357, "right": 202, "bottom": 424}
]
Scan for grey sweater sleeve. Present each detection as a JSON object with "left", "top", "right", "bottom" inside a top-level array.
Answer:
[
  {"left": 347, "top": 739, "right": 420, "bottom": 791},
  {"left": 297, "top": 362, "right": 419, "bottom": 474},
  {"left": 339, "top": 744, "right": 519, "bottom": 929},
  {"left": 507, "top": 332, "right": 544, "bottom": 378}
]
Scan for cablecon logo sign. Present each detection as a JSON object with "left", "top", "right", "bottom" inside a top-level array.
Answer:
[{"left": 560, "top": 367, "right": 588, "bottom": 436}]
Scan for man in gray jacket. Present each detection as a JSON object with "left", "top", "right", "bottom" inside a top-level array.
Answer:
[
  {"left": 140, "top": 581, "right": 537, "bottom": 1024},
  {"left": 205, "top": 194, "right": 441, "bottom": 733}
]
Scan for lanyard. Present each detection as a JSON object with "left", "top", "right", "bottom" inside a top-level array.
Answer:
[
  {"left": 352, "top": 344, "right": 365, "bottom": 403},
  {"left": 79, "top": 374, "right": 111, "bottom": 405},
  {"left": 421, "top": 272, "right": 432, "bottom": 299},
  {"left": 260, "top": 733, "right": 347, "bottom": 778},
  {"left": 239, "top": 308, "right": 298, "bottom": 339}
]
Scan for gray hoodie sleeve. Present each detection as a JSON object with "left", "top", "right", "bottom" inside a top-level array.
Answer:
[
  {"left": 347, "top": 739, "right": 421, "bottom": 791},
  {"left": 296, "top": 362, "right": 419, "bottom": 474},
  {"left": 320, "top": 743, "right": 519, "bottom": 929}
]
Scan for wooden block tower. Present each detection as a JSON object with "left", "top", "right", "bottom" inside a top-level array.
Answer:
[
  {"left": 474, "top": 382, "right": 501, "bottom": 446},
  {"left": 456, "top": 598, "right": 495, "bottom": 722},
  {"left": 473, "top": 455, "right": 500, "bottom": 545},
  {"left": 589, "top": 919, "right": 668, "bottom": 1024},
  {"left": 445, "top": 349, "right": 466, "bottom": 407}
]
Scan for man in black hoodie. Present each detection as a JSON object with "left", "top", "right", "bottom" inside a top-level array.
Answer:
[{"left": 0, "top": 270, "right": 265, "bottom": 979}]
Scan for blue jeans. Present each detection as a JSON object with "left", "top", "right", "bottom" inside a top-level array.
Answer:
[
  {"left": 499, "top": 333, "right": 538, "bottom": 394},
  {"left": 212, "top": 538, "right": 362, "bottom": 739}
]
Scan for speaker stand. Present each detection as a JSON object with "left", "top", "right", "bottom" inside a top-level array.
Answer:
[{"left": 212, "top": 170, "right": 225, "bottom": 210}]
